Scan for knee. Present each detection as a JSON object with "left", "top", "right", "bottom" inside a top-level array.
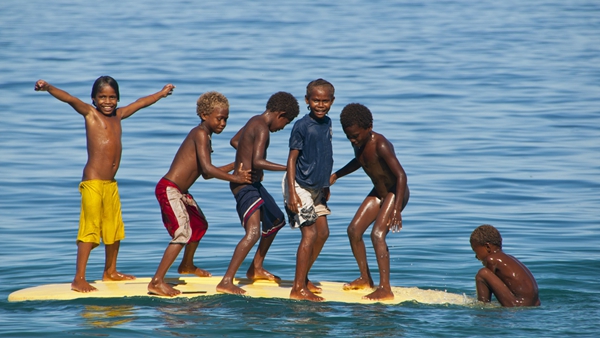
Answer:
[
  {"left": 347, "top": 225, "right": 361, "bottom": 241},
  {"left": 319, "top": 228, "right": 329, "bottom": 242},
  {"left": 475, "top": 267, "right": 491, "bottom": 281},
  {"left": 370, "top": 229, "right": 386, "bottom": 243}
]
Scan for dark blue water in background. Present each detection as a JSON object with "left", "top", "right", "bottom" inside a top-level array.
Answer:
[{"left": 1, "top": 1, "right": 599, "bottom": 337}]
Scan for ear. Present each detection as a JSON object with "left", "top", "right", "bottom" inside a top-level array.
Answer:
[
  {"left": 305, "top": 95, "right": 310, "bottom": 104},
  {"left": 484, "top": 242, "right": 493, "bottom": 252}
]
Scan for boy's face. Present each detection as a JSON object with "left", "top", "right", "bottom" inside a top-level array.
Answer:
[
  {"left": 269, "top": 113, "right": 291, "bottom": 132},
  {"left": 471, "top": 242, "right": 490, "bottom": 264},
  {"left": 343, "top": 124, "right": 372, "bottom": 148},
  {"left": 201, "top": 105, "right": 229, "bottom": 134},
  {"left": 93, "top": 86, "right": 118, "bottom": 115},
  {"left": 305, "top": 86, "right": 334, "bottom": 120}
]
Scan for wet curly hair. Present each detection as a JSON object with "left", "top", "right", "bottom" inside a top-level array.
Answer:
[
  {"left": 470, "top": 224, "right": 503, "bottom": 248},
  {"left": 196, "top": 91, "right": 229, "bottom": 117},
  {"left": 306, "top": 78, "right": 335, "bottom": 98},
  {"left": 266, "top": 91, "right": 299, "bottom": 121},
  {"left": 340, "top": 103, "right": 373, "bottom": 130}
]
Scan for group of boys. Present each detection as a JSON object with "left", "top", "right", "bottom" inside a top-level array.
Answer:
[{"left": 35, "top": 77, "right": 540, "bottom": 306}]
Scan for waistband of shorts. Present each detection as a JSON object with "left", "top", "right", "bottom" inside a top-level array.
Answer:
[{"left": 158, "top": 177, "right": 185, "bottom": 192}]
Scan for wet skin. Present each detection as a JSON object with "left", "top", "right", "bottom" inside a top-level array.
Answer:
[
  {"left": 35, "top": 79, "right": 174, "bottom": 293},
  {"left": 330, "top": 124, "right": 409, "bottom": 300},
  {"left": 148, "top": 106, "right": 253, "bottom": 297},
  {"left": 471, "top": 242, "right": 541, "bottom": 307},
  {"left": 216, "top": 110, "right": 291, "bottom": 295}
]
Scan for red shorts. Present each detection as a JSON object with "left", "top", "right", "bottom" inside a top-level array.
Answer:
[{"left": 155, "top": 178, "right": 208, "bottom": 243}]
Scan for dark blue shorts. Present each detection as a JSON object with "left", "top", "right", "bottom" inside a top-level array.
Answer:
[{"left": 234, "top": 183, "right": 285, "bottom": 237}]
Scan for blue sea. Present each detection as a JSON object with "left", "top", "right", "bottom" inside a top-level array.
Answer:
[{"left": 1, "top": 0, "right": 599, "bottom": 337}]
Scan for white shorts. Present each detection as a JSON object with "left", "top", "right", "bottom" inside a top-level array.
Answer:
[{"left": 282, "top": 173, "right": 331, "bottom": 228}]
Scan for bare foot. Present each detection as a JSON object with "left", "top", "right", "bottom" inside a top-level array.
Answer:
[
  {"left": 216, "top": 279, "right": 246, "bottom": 295},
  {"left": 103, "top": 271, "right": 136, "bottom": 281},
  {"left": 148, "top": 279, "right": 182, "bottom": 297},
  {"left": 307, "top": 280, "right": 322, "bottom": 294},
  {"left": 343, "top": 276, "right": 374, "bottom": 291},
  {"left": 290, "top": 287, "right": 324, "bottom": 302},
  {"left": 178, "top": 265, "right": 212, "bottom": 277},
  {"left": 71, "top": 278, "right": 98, "bottom": 293},
  {"left": 363, "top": 286, "right": 394, "bottom": 301},
  {"left": 246, "top": 266, "right": 281, "bottom": 282}
]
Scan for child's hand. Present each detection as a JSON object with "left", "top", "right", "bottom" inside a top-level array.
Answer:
[
  {"left": 329, "top": 173, "right": 337, "bottom": 186},
  {"left": 286, "top": 191, "right": 302, "bottom": 214},
  {"left": 387, "top": 208, "right": 402, "bottom": 233},
  {"left": 161, "top": 84, "right": 175, "bottom": 97},
  {"left": 34, "top": 80, "right": 49, "bottom": 91},
  {"left": 234, "top": 163, "right": 252, "bottom": 184}
]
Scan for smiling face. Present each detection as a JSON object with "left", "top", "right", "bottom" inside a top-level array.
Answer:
[
  {"left": 342, "top": 123, "right": 372, "bottom": 148},
  {"left": 201, "top": 105, "right": 229, "bottom": 134},
  {"left": 305, "top": 86, "right": 334, "bottom": 120},
  {"left": 93, "top": 85, "right": 118, "bottom": 115}
]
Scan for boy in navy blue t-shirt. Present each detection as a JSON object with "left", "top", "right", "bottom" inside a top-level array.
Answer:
[{"left": 283, "top": 79, "right": 335, "bottom": 301}]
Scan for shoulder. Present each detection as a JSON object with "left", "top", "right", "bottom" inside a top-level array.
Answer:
[{"left": 189, "top": 125, "right": 210, "bottom": 142}]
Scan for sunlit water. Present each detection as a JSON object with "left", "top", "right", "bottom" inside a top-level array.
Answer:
[{"left": 1, "top": 0, "right": 599, "bottom": 337}]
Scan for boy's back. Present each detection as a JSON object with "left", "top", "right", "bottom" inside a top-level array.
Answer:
[
  {"left": 477, "top": 249, "right": 540, "bottom": 306},
  {"left": 470, "top": 224, "right": 540, "bottom": 307},
  {"left": 230, "top": 115, "right": 270, "bottom": 193}
]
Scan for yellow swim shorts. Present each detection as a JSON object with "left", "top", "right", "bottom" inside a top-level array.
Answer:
[{"left": 77, "top": 180, "right": 125, "bottom": 245}]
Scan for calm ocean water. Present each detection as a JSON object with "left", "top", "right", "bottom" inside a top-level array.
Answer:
[{"left": 1, "top": 0, "right": 599, "bottom": 337}]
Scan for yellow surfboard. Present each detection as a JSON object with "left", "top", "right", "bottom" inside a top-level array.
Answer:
[{"left": 8, "top": 276, "right": 473, "bottom": 305}]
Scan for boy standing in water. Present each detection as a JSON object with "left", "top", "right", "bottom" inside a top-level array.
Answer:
[
  {"left": 148, "top": 92, "right": 252, "bottom": 297},
  {"left": 284, "top": 79, "right": 335, "bottom": 302},
  {"left": 330, "top": 103, "right": 409, "bottom": 301},
  {"left": 216, "top": 92, "right": 299, "bottom": 295},
  {"left": 34, "top": 77, "right": 174, "bottom": 292},
  {"left": 470, "top": 224, "right": 540, "bottom": 307}
]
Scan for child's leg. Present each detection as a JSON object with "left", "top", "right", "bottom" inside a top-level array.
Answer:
[
  {"left": 305, "top": 216, "right": 329, "bottom": 293},
  {"left": 217, "top": 212, "right": 262, "bottom": 295},
  {"left": 290, "top": 224, "right": 324, "bottom": 301},
  {"left": 148, "top": 243, "right": 184, "bottom": 297},
  {"left": 364, "top": 192, "right": 396, "bottom": 301},
  {"left": 475, "top": 267, "right": 520, "bottom": 307},
  {"left": 72, "top": 241, "right": 97, "bottom": 292},
  {"left": 178, "top": 241, "right": 211, "bottom": 277},
  {"left": 103, "top": 241, "right": 135, "bottom": 281},
  {"left": 247, "top": 233, "right": 280, "bottom": 282},
  {"left": 344, "top": 195, "right": 381, "bottom": 290}
]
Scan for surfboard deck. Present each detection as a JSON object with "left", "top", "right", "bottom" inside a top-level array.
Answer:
[{"left": 8, "top": 276, "right": 472, "bottom": 305}]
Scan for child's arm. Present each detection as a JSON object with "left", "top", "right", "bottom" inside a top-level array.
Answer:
[
  {"left": 285, "top": 149, "right": 302, "bottom": 213},
  {"left": 251, "top": 128, "right": 286, "bottom": 171},
  {"left": 119, "top": 84, "right": 175, "bottom": 119},
  {"left": 202, "top": 162, "right": 235, "bottom": 179},
  {"left": 195, "top": 131, "right": 251, "bottom": 183},
  {"left": 329, "top": 158, "right": 361, "bottom": 186},
  {"left": 376, "top": 138, "right": 407, "bottom": 232},
  {"left": 34, "top": 80, "right": 94, "bottom": 116}
]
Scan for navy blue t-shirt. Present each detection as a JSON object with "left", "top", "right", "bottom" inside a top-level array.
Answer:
[{"left": 288, "top": 113, "right": 333, "bottom": 190}]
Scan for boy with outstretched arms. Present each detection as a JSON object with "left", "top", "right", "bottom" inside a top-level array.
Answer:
[
  {"left": 284, "top": 79, "right": 335, "bottom": 301},
  {"left": 148, "top": 92, "right": 252, "bottom": 297},
  {"left": 470, "top": 224, "right": 540, "bottom": 307},
  {"left": 329, "top": 103, "right": 409, "bottom": 301},
  {"left": 216, "top": 92, "right": 300, "bottom": 295},
  {"left": 34, "top": 77, "right": 174, "bottom": 293}
]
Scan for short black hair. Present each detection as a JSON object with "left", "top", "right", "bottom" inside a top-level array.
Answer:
[
  {"left": 266, "top": 91, "right": 299, "bottom": 121},
  {"left": 306, "top": 78, "right": 335, "bottom": 98},
  {"left": 470, "top": 224, "right": 503, "bottom": 248},
  {"left": 91, "top": 75, "right": 120, "bottom": 102},
  {"left": 340, "top": 103, "right": 373, "bottom": 130}
]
